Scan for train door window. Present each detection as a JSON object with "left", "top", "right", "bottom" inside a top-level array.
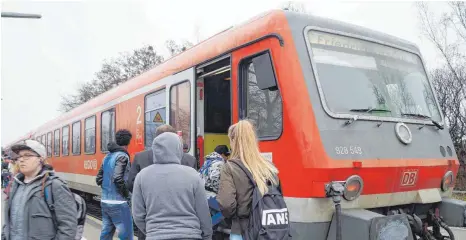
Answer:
[
  {"left": 85, "top": 116, "right": 96, "bottom": 154},
  {"left": 240, "top": 52, "right": 283, "bottom": 139},
  {"left": 72, "top": 121, "right": 81, "bottom": 155},
  {"left": 170, "top": 81, "right": 191, "bottom": 151},
  {"left": 62, "top": 126, "right": 69, "bottom": 156},
  {"left": 101, "top": 109, "right": 115, "bottom": 152},
  {"left": 41, "top": 135, "right": 46, "bottom": 145},
  {"left": 47, "top": 132, "right": 52, "bottom": 157},
  {"left": 145, "top": 89, "right": 166, "bottom": 149},
  {"left": 54, "top": 129, "right": 60, "bottom": 157}
]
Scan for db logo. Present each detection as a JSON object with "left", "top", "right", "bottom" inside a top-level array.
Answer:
[{"left": 400, "top": 170, "right": 418, "bottom": 186}]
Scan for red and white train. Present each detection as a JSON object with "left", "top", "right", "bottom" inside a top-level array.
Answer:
[{"left": 6, "top": 9, "right": 465, "bottom": 240}]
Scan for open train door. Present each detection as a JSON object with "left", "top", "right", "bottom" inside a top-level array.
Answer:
[
  {"left": 230, "top": 35, "right": 284, "bottom": 162},
  {"left": 166, "top": 67, "right": 196, "bottom": 162}
]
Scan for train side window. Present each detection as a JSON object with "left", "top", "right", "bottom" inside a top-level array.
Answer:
[
  {"left": 36, "top": 136, "right": 41, "bottom": 142},
  {"left": 145, "top": 89, "right": 166, "bottom": 149},
  {"left": 54, "top": 129, "right": 60, "bottom": 157},
  {"left": 47, "top": 132, "right": 52, "bottom": 157},
  {"left": 41, "top": 135, "right": 46, "bottom": 146},
  {"left": 101, "top": 109, "right": 115, "bottom": 152},
  {"left": 240, "top": 52, "right": 283, "bottom": 139},
  {"left": 85, "top": 116, "right": 96, "bottom": 154},
  {"left": 62, "top": 126, "right": 69, "bottom": 156},
  {"left": 170, "top": 81, "right": 191, "bottom": 151},
  {"left": 72, "top": 121, "right": 81, "bottom": 155}
]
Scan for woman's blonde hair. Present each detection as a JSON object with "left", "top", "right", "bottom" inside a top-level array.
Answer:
[
  {"left": 228, "top": 120, "right": 278, "bottom": 195},
  {"left": 11, "top": 162, "right": 19, "bottom": 175}
]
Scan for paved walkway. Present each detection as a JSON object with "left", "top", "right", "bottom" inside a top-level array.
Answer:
[
  {"left": 2, "top": 193, "right": 136, "bottom": 240},
  {"left": 1, "top": 192, "right": 464, "bottom": 239}
]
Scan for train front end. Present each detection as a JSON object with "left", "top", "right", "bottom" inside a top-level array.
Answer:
[{"left": 283, "top": 12, "right": 466, "bottom": 240}]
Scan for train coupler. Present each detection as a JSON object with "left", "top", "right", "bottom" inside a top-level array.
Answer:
[{"left": 405, "top": 208, "right": 455, "bottom": 240}]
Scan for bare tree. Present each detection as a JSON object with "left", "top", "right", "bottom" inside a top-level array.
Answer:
[
  {"left": 417, "top": 2, "right": 466, "bottom": 95},
  {"left": 417, "top": 2, "right": 466, "bottom": 189},
  {"left": 280, "top": 1, "right": 307, "bottom": 13},
  {"left": 59, "top": 45, "right": 163, "bottom": 112},
  {"left": 165, "top": 40, "right": 194, "bottom": 57},
  {"left": 59, "top": 39, "right": 194, "bottom": 112}
]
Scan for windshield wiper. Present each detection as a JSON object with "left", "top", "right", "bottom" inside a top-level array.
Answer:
[
  {"left": 344, "top": 108, "right": 391, "bottom": 126},
  {"left": 350, "top": 108, "right": 391, "bottom": 113},
  {"left": 401, "top": 113, "right": 444, "bottom": 129}
]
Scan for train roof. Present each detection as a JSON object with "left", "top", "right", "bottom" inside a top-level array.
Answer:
[{"left": 10, "top": 9, "right": 422, "bottom": 145}]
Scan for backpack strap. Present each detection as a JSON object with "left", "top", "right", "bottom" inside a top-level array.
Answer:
[
  {"left": 43, "top": 176, "right": 58, "bottom": 228},
  {"left": 230, "top": 160, "right": 282, "bottom": 192}
]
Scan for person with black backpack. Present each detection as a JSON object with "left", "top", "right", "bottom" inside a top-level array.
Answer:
[{"left": 217, "top": 120, "right": 292, "bottom": 240}]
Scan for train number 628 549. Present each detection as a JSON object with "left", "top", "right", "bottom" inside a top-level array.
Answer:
[{"left": 335, "top": 146, "right": 363, "bottom": 155}]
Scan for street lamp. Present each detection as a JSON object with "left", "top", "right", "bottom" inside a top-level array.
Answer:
[{"left": 1, "top": 12, "right": 41, "bottom": 19}]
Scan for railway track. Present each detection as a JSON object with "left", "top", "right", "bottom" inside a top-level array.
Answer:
[
  {"left": 83, "top": 196, "right": 141, "bottom": 236},
  {"left": 86, "top": 198, "right": 102, "bottom": 220}
]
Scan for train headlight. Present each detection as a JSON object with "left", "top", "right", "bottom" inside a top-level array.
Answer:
[
  {"left": 441, "top": 171, "right": 454, "bottom": 192},
  {"left": 395, "top": 122, "right": 412, "bottom": 145},
  {"left": 343, "top": 175, "right": 363, "bottom": 201}
]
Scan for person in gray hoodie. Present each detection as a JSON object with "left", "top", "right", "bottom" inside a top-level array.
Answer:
[{"left": 132, "top": 132, "right": 213, "bottom": 240}]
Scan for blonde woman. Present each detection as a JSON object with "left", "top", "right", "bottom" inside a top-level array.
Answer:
[{"left": 217, "top": 120, "right": 280, "bottom": 240}]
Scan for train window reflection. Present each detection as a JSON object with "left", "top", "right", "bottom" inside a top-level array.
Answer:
[
  {"left": 101, "top": 109, "right": 115, "bottom": 152},
  {"left": 47, "top": 132, "right": 52, "bottom": 157},
  {"left": 85, "top": 116, "right": 96, "bottom": 154},
  {"left": 62, "top": 126, "right": 69, "bottom": 156},
  {"left": 72, "top": 121, "right": 81, "bottom": 155},
  {"left": 145, "top": 89, "right": 166, "bottom": 150},
  {"left": 307, "top": 30, "right": 441, "bottom": 122},
  {"left": 170, "top": 81, "right": 191, "bottom": 151},
  {"left": 242, "top": 54, "right": 283, "bottom": 139},
  {"left": 54, "top": 129, "right": 60, "bottom": 157}
]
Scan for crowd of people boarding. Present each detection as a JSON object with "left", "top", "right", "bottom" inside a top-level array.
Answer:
[{"left": 2, "top": 120, "right": 291, "bottom": 240}]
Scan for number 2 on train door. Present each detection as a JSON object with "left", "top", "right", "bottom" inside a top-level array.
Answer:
[
  {"left": 136, "top": 105, "right": 143, "bottom": 145},
  {"left": 136, "top": 106, "right": 142, "bottom": 124}
]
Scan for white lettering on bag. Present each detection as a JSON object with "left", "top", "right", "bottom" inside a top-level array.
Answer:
[{"left": 262, "top": 208, "right": 289, "bottom": 226}]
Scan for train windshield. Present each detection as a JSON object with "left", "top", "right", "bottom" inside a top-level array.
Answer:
[{"left": 307, "top": 30, "right": 441, "bottom": 122}]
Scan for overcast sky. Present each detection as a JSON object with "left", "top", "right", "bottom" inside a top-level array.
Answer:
[{"left": 1, "top": 0, "right": 448, "bottom": 145}]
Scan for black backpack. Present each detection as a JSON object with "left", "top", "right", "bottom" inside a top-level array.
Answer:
[{"left": 230, "top": 161, "right": 292, "bottom": 240}]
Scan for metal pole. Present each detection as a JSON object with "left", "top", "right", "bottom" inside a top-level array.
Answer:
[{"left": 1, "top": 12, "right": 42, "bottom": 19}]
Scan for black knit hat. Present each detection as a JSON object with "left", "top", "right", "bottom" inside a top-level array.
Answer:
[{"left": 214, "top": 145, "right": 230, "bottom": 156}]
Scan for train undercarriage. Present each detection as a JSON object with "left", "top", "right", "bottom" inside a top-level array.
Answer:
[
  {"left": 323, "top": 201, "right": 464, "bottom": 240},
  {"left": 317, "top": 182, "right": 465, "bottom": 240},
  {"left": 72, "top": 185, "right": 465, "bottom": 240}
]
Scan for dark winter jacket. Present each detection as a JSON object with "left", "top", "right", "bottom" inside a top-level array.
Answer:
[
  {"left": 96, "top": 142, "right": 131, "bottom": 201},
  {"left": 2, "top": 165, "right": 78, "bottom": 240}
]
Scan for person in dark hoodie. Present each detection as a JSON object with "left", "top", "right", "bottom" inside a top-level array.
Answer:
[
  {"left": 2, "top": 139, "right": 77, "bottom": 240},
  {"left": 132, "top": 132, "right": 213, "bottom": 240},
  {"left": 96, "top": 129, "right": 133, "bottom": 240}
]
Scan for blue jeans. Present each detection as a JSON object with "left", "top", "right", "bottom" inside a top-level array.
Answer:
[
  {"left": 100, "top": 202, "right": 134, "bottom": 240},
  {"left": 230, "top": 234, "right": 243, "bottom": 240}
]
